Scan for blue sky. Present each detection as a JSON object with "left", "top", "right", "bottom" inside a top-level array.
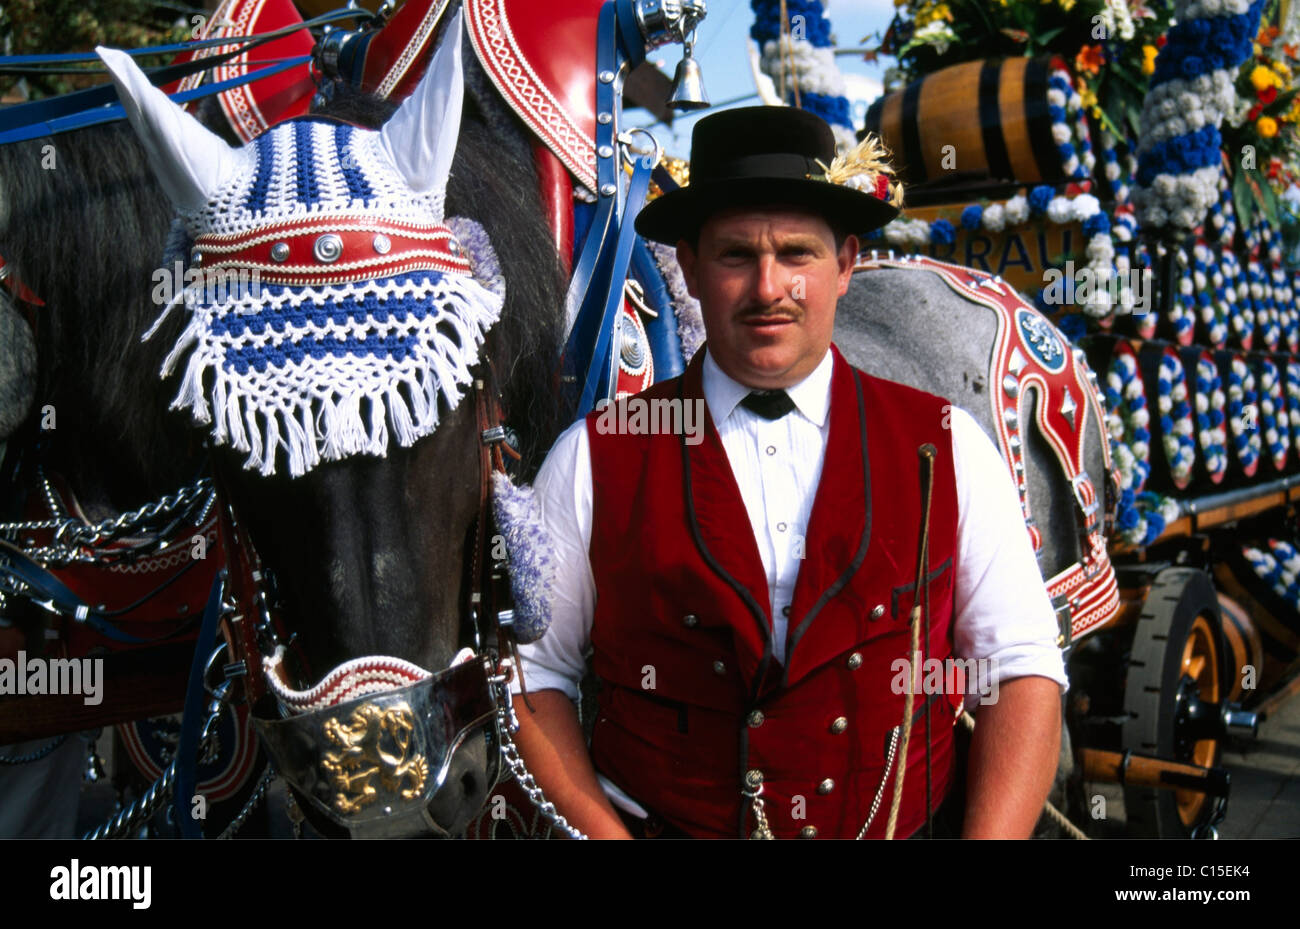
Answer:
[{"left": 624, "top": 0, "right": 899, "bottom": 158}]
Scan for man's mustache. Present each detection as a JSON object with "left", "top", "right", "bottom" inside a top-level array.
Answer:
[{"left": 737, "top": 305, "right": 801, "bottom": 321}]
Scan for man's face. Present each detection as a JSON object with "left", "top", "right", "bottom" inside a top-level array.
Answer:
[{"left": 676, "top": 206, "right": 857, "bottom": 389}]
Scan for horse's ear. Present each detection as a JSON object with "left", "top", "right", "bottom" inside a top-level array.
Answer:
[
  {"left": 377, "top": 8, "right": 464, "bottom": 201},
  {"left": 96, "top": 46, "right": 241, "bottom": 213}
]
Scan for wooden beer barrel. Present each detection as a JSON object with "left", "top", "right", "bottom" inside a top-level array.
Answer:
[{"left": 862, "top": 57, "right": 1065, "bottom": 190}]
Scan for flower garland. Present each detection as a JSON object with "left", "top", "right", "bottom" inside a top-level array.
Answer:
[
  {"left": 1242, "top": 539, "right": 1300, "bottom": 612},
  {"left": 1193, "top": 239, "right": 1230, "bottom": 347},
  {"left": 750, "top": 0, "right": 857, "bottom": 153},
  {"left": 1224, "top": 353, "right": 1261, "bottom": 477},
  {"left": 1289, "top": 270, "right": 1300, "bottom": 352},
  {"left": 1257, "top": 355, "right": 1289, "bottom": 471},
  {"left": 1156, "top": 346, "right": 1197, "bottom": 487},
  {"left": 1098, "top": 131, "right": 1131, "bottom": 205},
  {"left": 1103, "top": 341, "right": 1152, "bottom": 495},
  {"left": 1133, "top": 0, "right": 1266, "bottom": 235},
  {"left": 1048, "top": 67, "right": 1096, "bottom": 189},
  {"left": 1123, "top": 491, "right": 1183, "bottom": 547},
  {"left": 1205, "top": 171, "right": 1238, "bottom": 244},
  {"left": 1222, "top": 245, "right": 1254, "bottom": 348},
  {"left": 1193, "top": 350, "right": 1229, "bottom": 481},
  {"left": 1169, "top": 244, "right": 1198, "bottom": 343},
  {"left": 1287, "top": 361, "right": 1300, "bottom": 458}
]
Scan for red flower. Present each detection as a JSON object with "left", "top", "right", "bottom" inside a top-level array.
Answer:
[
  {"left": 1248, "top": 103, "right": 1263, "bottom": 121},
  {"left": 1258, "top": 85, "right": 1278, "bottom": 105},
  {"left": 1156, "top": 35, "right": 1167, "bottom": 48}
]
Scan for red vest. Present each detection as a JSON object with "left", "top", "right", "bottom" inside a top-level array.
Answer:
[{"left": 585, "top": 345, "right": 963, "bottom": 838}]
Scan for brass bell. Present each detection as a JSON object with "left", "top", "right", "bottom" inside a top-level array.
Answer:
[{"left": 668, "top": 39, "right": 709, "bottom": 111}]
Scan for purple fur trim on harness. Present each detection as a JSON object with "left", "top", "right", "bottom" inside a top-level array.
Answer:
[
  {"left": 491, "top": 471, "right": 555, "bottom": 643},
  {"left": 647, "top": 240, "right": 705, "bottom": 363},
  {"left": 447, "top": 216, "right": 505, "bottom": 299}
]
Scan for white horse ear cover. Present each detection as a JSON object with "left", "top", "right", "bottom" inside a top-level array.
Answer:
[
  {"left": 96, "top": 45, "right": 241, "bottom": 213},
  {"left": 378, "top": 8, "right": 465, "bottom": 202},
  {"left": 100, "top": 14, "right": 508, "bottom": 481}
]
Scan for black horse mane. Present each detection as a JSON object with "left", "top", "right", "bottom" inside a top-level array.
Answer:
[{"left": 0, "top": 54, "right": 565, "bottom": 506}]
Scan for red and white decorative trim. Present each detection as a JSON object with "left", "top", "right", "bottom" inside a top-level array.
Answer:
[{"left": 465, "top": 0, "right": 597, "bottom": 191}]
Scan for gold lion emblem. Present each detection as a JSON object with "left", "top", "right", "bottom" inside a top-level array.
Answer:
[{"left": 320, "top": 702, "right": 429, "bottom": 815}]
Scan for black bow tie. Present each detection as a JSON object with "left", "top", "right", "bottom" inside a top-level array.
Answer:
[{"left": 740, "top": 389, "right": 797, "bottom": 420}]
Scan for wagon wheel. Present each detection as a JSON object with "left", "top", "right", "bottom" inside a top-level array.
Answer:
[{"left": 1122, "top": 567, "right": 1227, "bottom": 838}]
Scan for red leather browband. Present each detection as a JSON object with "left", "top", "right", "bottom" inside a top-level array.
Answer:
[{"left": 193, "top": 215, "right": 472, "bottom": 287}]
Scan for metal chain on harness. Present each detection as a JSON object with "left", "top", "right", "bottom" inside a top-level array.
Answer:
[
  {"left": 82, "top": 647, "right": 232, "bottom": 840},
  {"left": 0, "top": 734, "right": 68, "bottom": 764},
  {"left": 0, "top": 473, "right": 214, "bottom": 566},
  {"left": 490, "top": 658, "right": 587, "bottom": 840}
]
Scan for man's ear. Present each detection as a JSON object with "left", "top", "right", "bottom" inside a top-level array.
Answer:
[
  {"left": 676, "top": 239, "right": 700, "bottom": 298},
  {"left": 836, "top": 233, "right": 858, "bottom": 297}
]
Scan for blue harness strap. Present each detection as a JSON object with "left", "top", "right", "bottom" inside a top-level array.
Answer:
[
  {"left": 0, "top": 58, "right": 311, "bottom": 146},
  {"left": 0, "top": 539, "right": 201, "bottom": 644},
  {"left": 0, "top": 6, "right": 361, "bottom": 144},
  {"left": 585, "top": 156, "right": 653, "bottom": 410},
  {"left": 174, "top": 570, "right": 227, "bottom": 839}
]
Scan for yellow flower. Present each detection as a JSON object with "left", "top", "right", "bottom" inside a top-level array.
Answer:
[
  {"left": 1257, "top": 115, "right": 1279, "bottom": 137},
  {"left": 1081, "top": 86, "right": 1098, "bottom": 111},
  {"left": 1059, "top": 0, "right": 1077, "bottom": 10},
  {"left": 1250, "top": 64, "right": 1278, "bottom": 91},
  {"left": 1273, "top": 60, "right": 1291, "bottom": 80},
  {"left": 1141, "top": 45, "right": 1158, "bottom": 76}
]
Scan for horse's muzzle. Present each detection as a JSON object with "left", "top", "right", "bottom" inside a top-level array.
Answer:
[{"left": 252, "top": 657, "right": 500, "bottom": 838}]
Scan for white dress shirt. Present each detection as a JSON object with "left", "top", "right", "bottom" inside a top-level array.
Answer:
[{"left": 514, "top": 347, "right": 1068, "bottom": 813}]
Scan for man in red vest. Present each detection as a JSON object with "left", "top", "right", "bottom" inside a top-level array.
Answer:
[{"left": 512, "top": 106, "right": 1066, "bottom": 839}]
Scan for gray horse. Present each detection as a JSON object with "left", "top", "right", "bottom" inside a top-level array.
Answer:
[{"left": 832, "top": 259, "right": 1115, "bottom": 834}]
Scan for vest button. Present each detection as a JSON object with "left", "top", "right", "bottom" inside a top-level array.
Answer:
[
  {"left": 747, "top": 709, "right": 765, "bottom": 728},
  {"left": 799, "top": 825, "right": 818, "bottom": 839},
  {"left": 776, "top": 521, "right": 787, "bottom": 532},
  {"left": 712, "top": 660, "right": 726, "bottom": 676},
  {"left": 830, "top": 716, "right": 848, "bottom": 734},
  {"left": 683, "top": 614, "right": 699, "bottom": 628},
  {"left": 765, "top": 445, "right": 776, "bottom": 456},
  {"left": 847, "top": 652, "right": 863, "bottom": 670},
  {"left": 781, "top": 605, "right": 791, "bottom": 617},
  {"left": 817, "top": 778, "right": 835, "bottom": 795},
  {"left": 744, "top": 769, "right": 764, "bottom": 789},
  {"left": 870, "top": 604, "right": 886, "bottom": 620}
]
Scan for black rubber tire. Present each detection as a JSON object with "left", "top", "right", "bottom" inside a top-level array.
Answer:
[{"left": 1122, "top": 567, "right": 1225, "bottom": 838}]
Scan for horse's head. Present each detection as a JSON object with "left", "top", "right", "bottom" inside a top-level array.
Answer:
[{"left": 98, "top": 14, "right": 562, "bottom": 837}]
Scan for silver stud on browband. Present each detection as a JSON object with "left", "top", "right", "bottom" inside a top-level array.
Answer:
[
  {"left": 270, "top": 242, "right": 290, "bottom": 263},
  {"left": 447, "top": 239, "right": 461, "bottom": 256},
  {"left": 190, "top": 248, "right": 202, "bottom": 265},
  {"left": 372, "top": 234, "right": 391, "bottom": 255},
  {"left": 313, "top": 234, "right": 343, "bottom": 263}
]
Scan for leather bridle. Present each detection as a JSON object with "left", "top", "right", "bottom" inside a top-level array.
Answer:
[{"left": 210, "top": 357, "right": 522, "bottom": 838}]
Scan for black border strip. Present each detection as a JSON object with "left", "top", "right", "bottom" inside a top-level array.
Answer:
[
  {"left": 979, "top": 60, "right": 1014, "bottom": 183},
  {"left": 901, "top": 79, "right": 926, "bottom": 184}
]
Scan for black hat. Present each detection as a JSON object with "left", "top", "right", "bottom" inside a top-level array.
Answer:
[{"left": 634, "top": 106, "right": 901, "bottom": 246}]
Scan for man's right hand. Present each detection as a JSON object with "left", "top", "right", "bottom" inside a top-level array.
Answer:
[{"left": 510, "top": 688, "right": 634, "bottom": 839}]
